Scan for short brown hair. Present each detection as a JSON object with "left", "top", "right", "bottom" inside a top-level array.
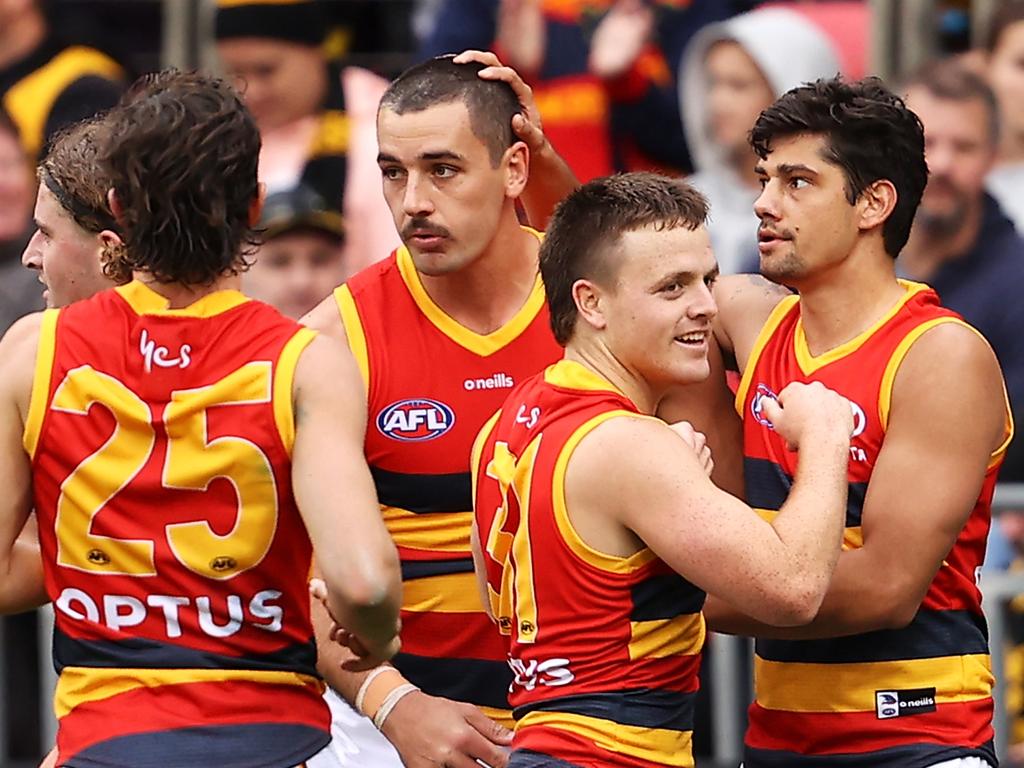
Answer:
[
  {"left": 99, "top": 69, "right": 261, "bottom": 286},
  {"left": 379, "top": 56, "right": 522, "bottom": 167},
  {"left": 540, "top": 172, "right": 709, "bottom": 346}
]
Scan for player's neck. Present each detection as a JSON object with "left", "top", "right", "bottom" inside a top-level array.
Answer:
[
  {"left": 418, "top": 217, "right": 539, "bottom": 336},
  {"left": 132, "top": 273, "right": 243, "bottom": 309},
  {"left": 794, "top": 250, "right": 907, "bottom": 358},
  {"left": 0, "top": 11, "right": 46, "bottom": 70},
  {"left": 562, "top": 345, "right": 660, "bottom": 416}
]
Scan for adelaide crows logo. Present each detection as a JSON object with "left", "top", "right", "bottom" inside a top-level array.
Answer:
[
  {"left": 377, "top": 398, "right": 455, "bottom": 442},
  {"left": 751, "top": 384, "right": 779, "bottom": 428}
]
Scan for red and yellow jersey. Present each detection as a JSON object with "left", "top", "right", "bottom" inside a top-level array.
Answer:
[
  {"left": 25, "top": 281, "right": 329, "bottom": 768},
  {"left": 736, "top": 281, "right": 1013, "bottom": 768},
  {"left": 335, "top": 234, "right": 562, "bottom": 725},
  {"left": 473, "top": 360, "right": 705, "bottom": 768}
]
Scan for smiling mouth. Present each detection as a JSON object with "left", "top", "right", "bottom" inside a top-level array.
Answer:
[{"left": 674, "top": 331, "right": 708, "bottom": 346}]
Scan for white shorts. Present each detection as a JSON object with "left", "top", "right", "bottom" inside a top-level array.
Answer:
[{"left": 306, "top": 688, "right": 404, "bottom": 768}]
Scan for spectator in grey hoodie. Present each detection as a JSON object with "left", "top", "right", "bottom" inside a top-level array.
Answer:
[{"left": 678, "top": 6, "right": 840, "bottom": 274}]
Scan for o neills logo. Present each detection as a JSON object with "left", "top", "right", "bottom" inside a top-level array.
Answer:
[
  {"left": 463, "top": 373, "right": 514, "bottom": 391},
  {"left": 875, "top": 687, "right": 937, "bottom": 719}
]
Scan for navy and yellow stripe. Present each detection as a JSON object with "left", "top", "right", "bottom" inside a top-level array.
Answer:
[
  {"left": 745, "top": 456, "right": 869, "bottom": 529},
  {"left": 515, "top": 689, "right": 696, "bottom": 768},
  {"left": 53, "top": 625, "right": 319, "bottom": 677}
]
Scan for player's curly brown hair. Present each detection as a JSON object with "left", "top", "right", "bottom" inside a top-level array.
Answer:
[
  {"left": 98, "top": 69, "right": 261, "bottom": 285},
  {"left": 39, "top": 116, "right": 131, "bottom": 284}
]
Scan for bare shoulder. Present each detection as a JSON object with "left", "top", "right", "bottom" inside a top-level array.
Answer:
[
  {"left": 568, "top": 412, "right": 702, "bottom": 485},
  {"left": 0, "top": 312, "right": 47, "bottom": 411},
  {"left": 294, "top": 332, "right": 357, "bottom": 392},
  {"left": 712, "top": 273, "right": 792, "bottom": 357},
  {"left": 891, "top": 320, "right": 1006, "bottom": 450},
  {"left": 714, "top": 273, "right": 791, "bottom": 315},
  {"left": 300, "top": 291, "right": 347, "bottom": 344}
]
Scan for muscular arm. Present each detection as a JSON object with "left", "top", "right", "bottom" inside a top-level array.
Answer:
[
  {"left": 0, "top": 314, "right": 48, "bottom": 614},
  {"left": 292, "top": 333, "right": 401, "bottom": 656},
  {"left": 711, "top": 274, "right": 792, "bottom": 366},
  {"left": 706, "top": 323, "right": 1007, "bottom": 637},
  {"left": 569, "top": 390, "right": 852, "bottom": 626}
]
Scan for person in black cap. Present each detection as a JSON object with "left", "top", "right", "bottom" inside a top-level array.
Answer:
[
  {"left": 0, "top": 0, "right": 123, "bottom": 162},
  {"left": 215, "top": 0, "right": 399, "bottom": 274},
  {"left": 246, "top": 184, "right": 348, "bottom": 319}
]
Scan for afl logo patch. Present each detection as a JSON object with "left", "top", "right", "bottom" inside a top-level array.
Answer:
[
  {"left": 751, "top": 384, "right": 779, "bottom": 429},
  {"left": 849, "top": 401, "right": 867, "bottom": 438},
  {"left": 377, "top": 398, "right": 455, "bottom": 442}
]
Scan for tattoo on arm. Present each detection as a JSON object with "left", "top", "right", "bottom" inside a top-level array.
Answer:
[{"left": 744, "top": 273, "right": 794, "bottom": 298}]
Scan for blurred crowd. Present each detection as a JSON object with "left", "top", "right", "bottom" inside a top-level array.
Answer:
[{"left": 6, "top": 0, "right": 1024, "bottom": 762}]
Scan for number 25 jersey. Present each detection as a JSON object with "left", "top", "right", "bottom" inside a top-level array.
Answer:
[{"left": 25, "top": 281, "right": 330, "bottom": 768}]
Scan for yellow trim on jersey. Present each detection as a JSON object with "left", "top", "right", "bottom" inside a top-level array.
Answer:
[
  {"left": 755, "top": 653, "right": 992, "bottom": 713},
  {"left": 333, "top": 285, "right": 369, "bottom": 391},
  {"left": 479, "top": 705, "right": 515, "bottom": 730},
  {"left": 273, "top": 328, "right": 317, "bottom": 455},
  {"left": 793, "top": 280, "right": 929, "bottom": 375},
  {"left": 543, "top": 359, "right": 627, "bottom": 398},
  {"left": 471, "top": 409, "right": 503, "bottom": 507},
  {"left": 4, "top": 46, "right": 123, "bottom": 159},
  {"left": 401, "top": 570, "right": 484, "bottom": 613},
  {"left": 115, "top": 281, "right": 250, "bottom": 318},
  {"left": 628, "top": 615, "right": 705, "bottom": 660},
  {"left": 734, "top": 295, "right": 800, "bottom": 416},
  {"left": 517, "top": 710, "right": 693, "bottom": 765},
  {"left": 878, "top": 317, "right": 1014, "bottom": 468},
  {"left": 55, "top": 665, "right": 324, "bottom": 719},
  {"left": 395, "top": 228, "right": 546, "bottom": 357},
  {"left": 23, "top": 309, "right": 59, "bottom": 459},
  {"left": 552, "top": 411, "right": 657, "bottom": 574},
  {"left": 382, "top": 506, "right": 472, "bottom": 554}
]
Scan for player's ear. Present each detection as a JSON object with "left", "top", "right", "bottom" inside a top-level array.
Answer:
[
  {"left": 572, "top": 278, "right": 607, "bottom": 333},
  {"left": 856, "top": 179, "right": 897, "bottom": 234},
  {"left": 502, "top": 140, "right": 529, "bottom": 199}
]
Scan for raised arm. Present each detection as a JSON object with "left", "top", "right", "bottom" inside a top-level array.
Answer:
[
  {"left": 707, "top": 322, "right": 1008, "bottom": 637},
  {"left": 0, "top": 313, "right": 48, "bottom": 614},
  {"left": 291, "top": 332, "right": 401, "bottom": 663},
  {"left": 572, "top": 381, "right": 853, "bottom": 626},
  {"left": 454, "top": 49, "right": 578, "bottom": 229}
]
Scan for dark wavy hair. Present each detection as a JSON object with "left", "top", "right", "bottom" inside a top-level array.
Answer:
[
  {"left": 750, "top": 77, "right": 928, "bottom": 259},
  {"left": 98, "top": 69, "right": 261, "bottom": 285},
  {"left": 379, "top": 56, "right": 521, "bottom": 167},
  {"left": 540, "top": 172, "right": 709, "bottom": 346},
  {"left": 39, "top": 116, "right": 131, "bottom": 284}
]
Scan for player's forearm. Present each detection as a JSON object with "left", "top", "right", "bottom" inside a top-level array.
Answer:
[
  {"left": 312, "top": 595, "right": 372, "bottom": 702},
  {"left": 768, "top": 431, "right": 850, "bottom": 615},
  {"left": 0, "top": 536, "right": 48, "bottom": 614},
  {"left": 706, "top": 548, "right": 913, "bottom": 639},
  {"left": 319, "top": 540, "right": 402, "bottom": 654},
  {"left": 519, "top": 142, "right": 577, "bottom": 229}
]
